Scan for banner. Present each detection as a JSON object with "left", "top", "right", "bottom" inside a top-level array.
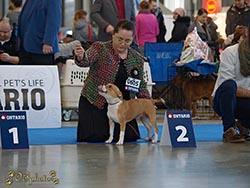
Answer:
[{"left": 0, "top": 66, "right": 61, "bottom": 128}]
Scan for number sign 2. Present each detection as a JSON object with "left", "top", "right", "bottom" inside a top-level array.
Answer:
[
  {"left": 160, "top": 110, "right": 196, "bottom": 147},
  {"left": 0, "top": 111, "right": 29, "bottom": 149}
]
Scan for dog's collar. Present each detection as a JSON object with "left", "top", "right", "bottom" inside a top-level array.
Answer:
[{"left": 108, "top": 100, "right": 122, "bottom": 105}]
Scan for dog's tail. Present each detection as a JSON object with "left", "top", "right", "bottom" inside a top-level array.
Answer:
[
  {"left": 152, "top": 98, "right": 165, "bottom": 105},
  {"left": 152, "top": 98, "right": 168, "bottom": 109}
]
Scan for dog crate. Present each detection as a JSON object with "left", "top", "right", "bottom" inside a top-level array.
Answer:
[
  {"left": 182, "top": 73, "right": 217, "bottom": 120},
  {"left": 59, "top": 59, "right": 89, "bottom": 121},
  {"left": 59, "top": 59, "right": 155, "bottom": 121},
  {"left": 162, "top": 71, "right": 218, "bottom": 120},
  {"left": 194, "top": 99, "right": 216, "bottom": 120}
]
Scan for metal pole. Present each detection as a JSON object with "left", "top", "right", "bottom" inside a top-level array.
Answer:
[{"left": 192, "top": 0, "right": 197, "bottom": 15}]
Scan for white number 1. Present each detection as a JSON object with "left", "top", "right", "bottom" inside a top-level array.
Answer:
[{"left": 9, "top": 127, "right": 19, "bottom": 144}]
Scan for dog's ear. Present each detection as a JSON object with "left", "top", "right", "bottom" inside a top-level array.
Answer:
[
  {"left": 112, "top": 84, "right": 123, "bottom": 99},
  {"left": 116, "top": 90, "right": 123, "bottom": 99},
  {"left": 118, "top": 93, "right": 123, "bottom": 99}
]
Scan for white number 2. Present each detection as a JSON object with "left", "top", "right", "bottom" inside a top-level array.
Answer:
[
  {"left": 9, "top": 127, "right": 19, "bottom": 144},
  {"left": 175, "top": 125, "right": 189, "bottom": 142}
]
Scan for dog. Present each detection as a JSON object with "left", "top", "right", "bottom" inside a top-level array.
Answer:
[
  {"left": 98, "top": 83, "right": 164, "bottom": 145},
  {"left": 173, "top": 73, "right": 217, "bottom": 117}
]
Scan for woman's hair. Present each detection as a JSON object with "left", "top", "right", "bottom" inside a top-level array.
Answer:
[
  {"left": 195, "top": 8, "right": 208, "bottom": 22},
  {"left": 72, "top": 9, "right": 87, "bottom": 30},
  {"left": 224, "top": 25, "right": 248, "bottom": 49},
  {"left": 9, "top": 0, "right": 23, "bottom": 10},
  {"left": 207, "top": 17, "right": 213, "bottom": 25},
  {"left": 232, "top": 26, "right": 248, "bottom": 44},
  {"left": 197, "top": 8, "right": 208, "bottom": 16},
  {"left": 114, "top": 19, "right": 134, "bottom": 34},
  {"left": 140, "top": 0, "right": 150, "bottom": 9},
  {"left": 248, "top": 25, "right": 250, "bottom": 48},
  {"left": 139, "top": 0, "right": 150, "bottom": 13},
  {"left": 11, "top": 0, "right": 23, "bottom": 7}
]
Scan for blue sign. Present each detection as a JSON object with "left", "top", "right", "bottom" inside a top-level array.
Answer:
[
  {"left": 161, "top": 110, "right": 196, "bottom": 147},
  {"left": 0, "top": 111, "right": 29, "bottom": 149}
]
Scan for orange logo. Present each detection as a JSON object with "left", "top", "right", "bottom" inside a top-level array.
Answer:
[{"left": 207, "top": 0, "right": 216, "bottom": 14}]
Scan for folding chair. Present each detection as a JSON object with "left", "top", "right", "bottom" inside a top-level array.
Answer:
[{"left": 144, "top": 42, "right": 184, "bottom": 108}]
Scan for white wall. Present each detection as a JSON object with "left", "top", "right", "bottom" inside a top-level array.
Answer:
[
  {"left": 164, "top": 15, "right": 174, "bottom": 41},
  {"left": 164, "top": 0, "right": 185, "bottom": 12},
  {"left": 209, "top": 11, "right": 228, "bottom": 39}
]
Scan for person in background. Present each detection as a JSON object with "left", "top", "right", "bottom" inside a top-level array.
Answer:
[
  {"left": 207, "top": 16, "right": 218, "bottom": 43},
  {"left": 148, "top": 0, "right": 167, "bottom": 42},
  {"left": 6, "top": 0, "right": 23, "bottom": 27},
  {"left": 212, "top": 27, "right": 250, "bottom": 143},
  {"left": 0, "top": 17, "right": 19, "bottom": 65},
  {"left": 90, "top": 0, "right": 135, "bottom": 42},
  {"left": 73, "top": 19, "right": 150, "bottom": 143},
  {"left": 207, "top": 16, "right": 219, "bottom": 61},
  {"left": 224, "top": 25, "right": 248, "bottom": 49},
  {"left": 188, "top": 8, "right": 211, "bottom": 43},
  {"left": 168, "top": 7, "right": 190, "bottom": 43},
  {"left": 225, "top": 0, "right": 250, "bottom": 37},
  {"left": 18, "top": 0, "right": 62, "bottom": 65},
  {"left": 246, "top": 0, "right": 250, "bottom": 6},
  {"left": 136, "top": 0, "right": 159, "bottom": 55},
  {"left": 188, "top": 8, "right": 217, "bottom": 61},
  {"left": 72, "top": 9, "right": 97, "bottom": 43}
]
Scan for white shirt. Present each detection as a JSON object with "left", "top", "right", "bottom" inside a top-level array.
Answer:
[
  {"left": 212, "top": 43, "right": 250, "bottom": 97},
  {"left": 0, "top": 39, "right": 10, "bottom": 45}
]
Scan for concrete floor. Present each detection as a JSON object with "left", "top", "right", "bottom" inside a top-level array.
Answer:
[
  {"left": 1, "top": 143, "right": 250, "bottom": 188},
  {"left": 1, "top": 110, "right": 250, "bottom": 188}
]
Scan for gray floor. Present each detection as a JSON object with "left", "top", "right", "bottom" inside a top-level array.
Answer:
[{"left": 1, "top": 110, "right": 250, "bottom": 188}]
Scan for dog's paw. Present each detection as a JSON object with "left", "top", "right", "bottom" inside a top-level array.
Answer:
[
  {"left": 152, "top": 139, "right": 158, "bottom": 144},
  {"left": 116, "top": 141, "right": 123, "bottom": 145},
  {"left": 105, "top": 139, "right": 113, "bottom": 144}
]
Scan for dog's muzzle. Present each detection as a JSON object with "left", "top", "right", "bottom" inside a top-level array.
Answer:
[{"left": 98, "top": 85, "right": 107, "bottom": 93}]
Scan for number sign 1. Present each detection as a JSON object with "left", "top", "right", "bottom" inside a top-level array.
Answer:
[
  {"left": 160, "top": 110, "right": 196, "bottom": 147},
  {"left": 0, "top": 111, "right": 29, "bottom": 149}
]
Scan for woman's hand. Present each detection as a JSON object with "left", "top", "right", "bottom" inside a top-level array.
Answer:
[
  {"left": 105, "top": 24, "right": 114, "bottom": 35},
  {"left": 74, "top": 44, "right": 85, "bottom": 62}
]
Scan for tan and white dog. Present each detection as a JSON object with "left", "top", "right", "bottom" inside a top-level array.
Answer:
[{"left": 98, "top": 83, "right": 164, "bottom": 145}]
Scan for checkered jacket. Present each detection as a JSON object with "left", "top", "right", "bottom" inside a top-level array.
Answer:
[{"left": 75, "top": 41, "right": 150, "bottom": 109}]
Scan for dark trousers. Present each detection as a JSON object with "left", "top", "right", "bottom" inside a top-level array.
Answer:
[
  {"left": 19, "top": 48, "right": 55, "bottom": 65},
  {"left": 213, "top": 80, "right": 250, "bottom": 131}
]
